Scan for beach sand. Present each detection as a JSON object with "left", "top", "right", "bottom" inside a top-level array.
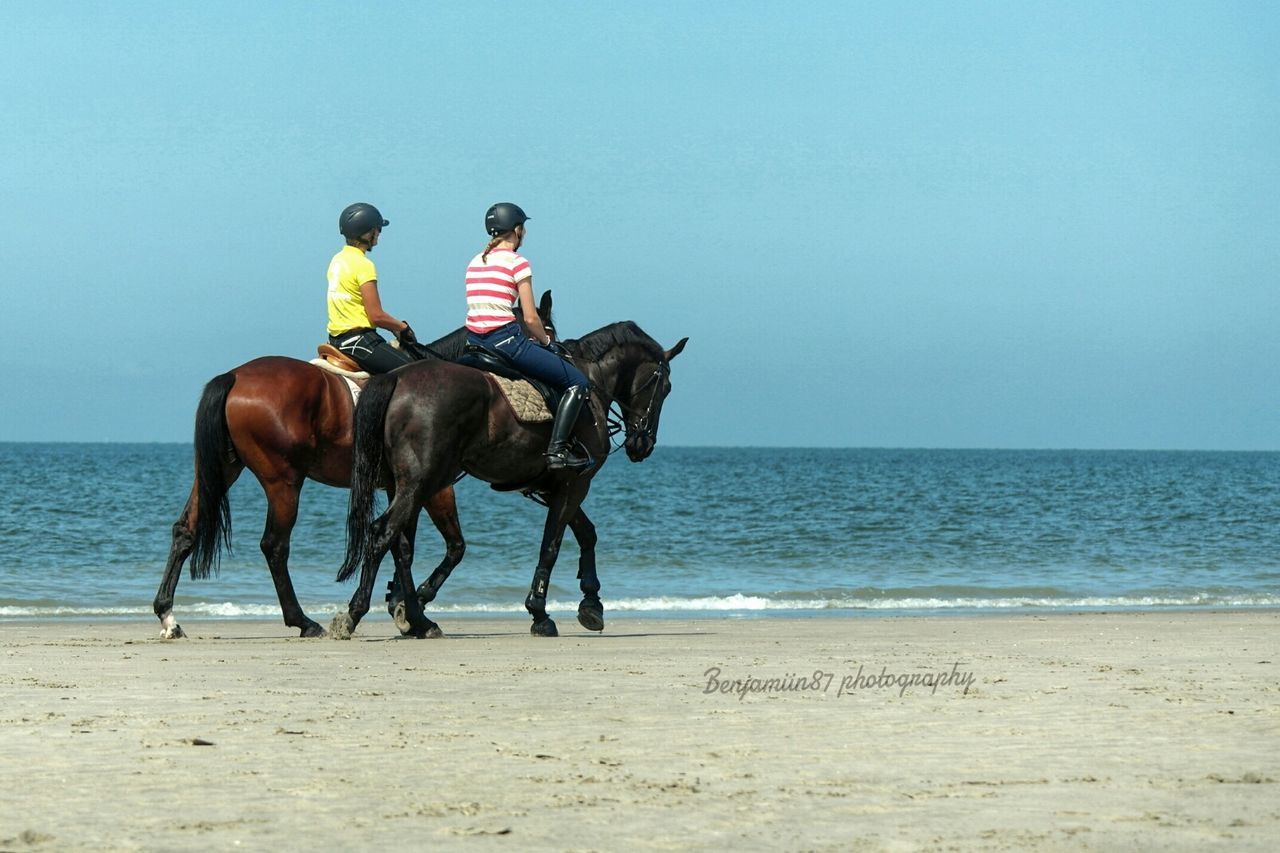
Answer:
[{"left": 1, "top": 611, "right": 1276, "bottom": 851}]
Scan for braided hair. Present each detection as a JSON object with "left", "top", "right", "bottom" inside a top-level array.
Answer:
[{"left": 480, "top": 236, "right": 503, "bottom": 264}]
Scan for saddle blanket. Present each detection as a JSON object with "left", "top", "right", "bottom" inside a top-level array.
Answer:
[
  {"left": 489, "top": 375, "right": 552, "bottom": 423},
  {"left": 309, "top": 358, "right": 365, "bottom": 407},
  {"left": 309, "top": 357, "right": 368, "bottom": 381}
]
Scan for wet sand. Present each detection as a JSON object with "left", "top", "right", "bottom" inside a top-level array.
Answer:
[{"left": 1, "top": 611, "right": 1277, "bottom": 850}]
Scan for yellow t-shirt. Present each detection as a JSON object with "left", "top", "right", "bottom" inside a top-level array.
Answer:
[{"left": 326, "top": 245, "right": 378, "bottom": 335}]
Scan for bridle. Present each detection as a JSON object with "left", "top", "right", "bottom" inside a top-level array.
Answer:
[
  {"left": 531, "top": 322, "right": 670, "bottom": 458},
  {"left": 603, "top": 359, "right": 669, "bottom": 457}
]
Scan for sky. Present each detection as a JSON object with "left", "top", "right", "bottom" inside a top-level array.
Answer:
[{"left": 1, "top": 1, "right": 1276, "bottom": 449}]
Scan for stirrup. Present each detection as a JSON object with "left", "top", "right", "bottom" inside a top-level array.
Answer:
[{"left": 544, "top": 447, "right": 591, "bottom": 470}]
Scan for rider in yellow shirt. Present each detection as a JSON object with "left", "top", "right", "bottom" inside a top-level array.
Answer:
[{"left": 327, "top": 203, "right": 419, "bottom": 373}]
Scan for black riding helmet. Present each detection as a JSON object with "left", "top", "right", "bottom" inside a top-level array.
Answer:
[
  {"left": 485, "top": 202, "right": 529, "bottom": 236},
  {"left": 339, "top": 203, "right": 389, "bottom": 239}
]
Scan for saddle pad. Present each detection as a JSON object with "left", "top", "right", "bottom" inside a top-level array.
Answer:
[
  {"left": 309, "top": 357, "right": 370, "bottom": 381},
  {"left": 344, "top": 376, "right": 362, "bottom": 408},
  {"left": 489, "top": 375, "right": 552, "bottom": 422},
  {"left": 308, "top": 359, "right": 365, "bottom": 409}
]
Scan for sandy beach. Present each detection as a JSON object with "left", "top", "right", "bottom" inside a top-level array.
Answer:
[{"left": 0, "top": 611, "right": 1276, "bottom": 851}]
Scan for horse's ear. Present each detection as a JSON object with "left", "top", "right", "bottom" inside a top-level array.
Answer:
[
  {"left": 539, "top": 290, "right": 553, "bottom": 315},
  {"left": 664, "top": 337, "right": 688, "bottom": 361}
]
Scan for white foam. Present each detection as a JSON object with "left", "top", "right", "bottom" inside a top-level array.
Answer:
[
  {"left": 424, "top": 592, "right": 1280, "bottom": 612},
  {"left": 4, "top": 592, "right": 1280, "bottom": 621}
]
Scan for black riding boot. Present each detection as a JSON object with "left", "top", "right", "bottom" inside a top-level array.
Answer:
[{"left": 544, "top": 385, "right": 591, "bottom": 470}]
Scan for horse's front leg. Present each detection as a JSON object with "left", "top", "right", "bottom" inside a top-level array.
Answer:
[
  {"left": 261, "top": 480, "right": 326, "bottom": 638},
  {"left": 525, "top": 491, "right": 584, "bottom": 637},
  {"left": 568, "top": 508, "right": 604, "bottom": 632},
  {"left": 387, "top": 486, "right": 466, "bottom": 619},
  {"left": 416, "top": 486, "right": 467, "bottom": 606}
]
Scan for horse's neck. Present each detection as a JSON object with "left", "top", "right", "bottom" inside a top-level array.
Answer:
[
  {"left": 581, "top": 344, "right": 642, "bottom": 406},
  {"left": 427, "top": 327, "right": 468, "bottom": 360}
]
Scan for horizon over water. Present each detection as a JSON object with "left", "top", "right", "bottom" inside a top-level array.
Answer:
[
  {"left": 1, "top": 443, "right": 1278, "bottom": 625},
  {"left": 12, "top": 440, "right": 1280, "bottom": 451}
]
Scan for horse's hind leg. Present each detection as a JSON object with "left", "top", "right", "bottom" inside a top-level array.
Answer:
[
  {"left": 569, "top": 509, "right": 604, "bottom": 632},
  {"left": 336, "top": 491, "right": 423, "bottom": 637},
  {"left": 154, "top": 488, "right": 197, "bottom": 640},
  {"left": 387, "top": 512, "right": 444, "bottom": 639},
  {"left": 261, "top": 480, "right": 325, "bottom": 638}
]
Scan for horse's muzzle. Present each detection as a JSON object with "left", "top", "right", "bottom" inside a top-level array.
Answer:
[{"left": 625, "top": 432, "right": 655, "bottom": 462}]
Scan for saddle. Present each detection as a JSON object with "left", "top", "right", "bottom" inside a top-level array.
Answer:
[
  {"left": 459, "top": 345, "right": 559, "bottom": 422},
  {"left": 311, "top": 344, "right": 370, "bottom": 379}
]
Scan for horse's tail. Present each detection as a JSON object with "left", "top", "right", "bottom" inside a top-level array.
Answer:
[
  {"left": 337, "top": 372, "right": 399, "bottom": 583},
  {"left": 189, "top": 372, "right": 237, "bottom": 580}
]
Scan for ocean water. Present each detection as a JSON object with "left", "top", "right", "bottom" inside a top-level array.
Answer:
[{"left": 1, "top": 443, "right": 1278, "bottom": 624}]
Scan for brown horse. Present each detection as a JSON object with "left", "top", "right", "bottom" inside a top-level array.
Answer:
[{"left": 332, "top": 320, "right": 686, "bottom": 639}]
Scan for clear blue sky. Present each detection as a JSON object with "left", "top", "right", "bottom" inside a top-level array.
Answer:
[{"left": 2, "top": 1, "right": 1276, "bottom": 449}]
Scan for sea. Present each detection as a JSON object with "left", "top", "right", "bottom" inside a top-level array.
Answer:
[{"left": 1, "top": 443, "right": 1278, "bottom": 625}]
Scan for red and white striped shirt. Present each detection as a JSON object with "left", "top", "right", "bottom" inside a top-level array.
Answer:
[{"left": 465, "top": 248, "right": 532, "bottom": 334}]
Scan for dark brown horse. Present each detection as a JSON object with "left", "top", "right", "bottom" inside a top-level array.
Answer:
[
  {"left": 332, "top": 320, "right": 686, "bottom": 639},
  {"left": 152, "top": 325, "right": 476, "bottom": 639}
]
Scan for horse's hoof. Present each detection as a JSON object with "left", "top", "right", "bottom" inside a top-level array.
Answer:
[
  {"left": 299, "top": 623, "right": 327, "bottom": 639},
  {"left": 577, "top": 600, "right": 605, "bottom": 632},
  {"left": 391, "top": 601, "right": 412, "bottom": 635},
  {"left": 407, "top": 622, "right": 445, "bottom": 639},
  {"left": 531, "top": 618, "right": 559, "bottom": 638},
  {"left": 328, "top": 612, "right": 355, "bottom": 640},
  {"left": 158, "top": 612, "right": 185, "bottom": 640}
]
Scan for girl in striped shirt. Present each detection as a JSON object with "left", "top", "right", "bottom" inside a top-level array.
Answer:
[{"left": 465, "top": 202, "right": 592, "bottom": 470}]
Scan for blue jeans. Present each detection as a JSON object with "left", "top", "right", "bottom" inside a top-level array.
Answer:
[{"left": 468, "top": 322, "right": 588, "bottom": 392}]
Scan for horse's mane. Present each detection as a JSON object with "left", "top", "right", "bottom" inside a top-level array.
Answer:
[{"left": 569, "top": 321, "right": 665, "bottom": 364}]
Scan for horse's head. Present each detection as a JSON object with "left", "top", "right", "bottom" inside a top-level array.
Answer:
[
  {"left": 619, "top": 336, "right": 687, "bottom": 462},
  {"left": 562, "top": 320, "right": 688, "bottom": 462}
]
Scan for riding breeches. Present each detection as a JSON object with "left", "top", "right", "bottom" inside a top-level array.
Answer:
[{"left": 329, "top": 328, "right": 416, "bottom": 374}]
